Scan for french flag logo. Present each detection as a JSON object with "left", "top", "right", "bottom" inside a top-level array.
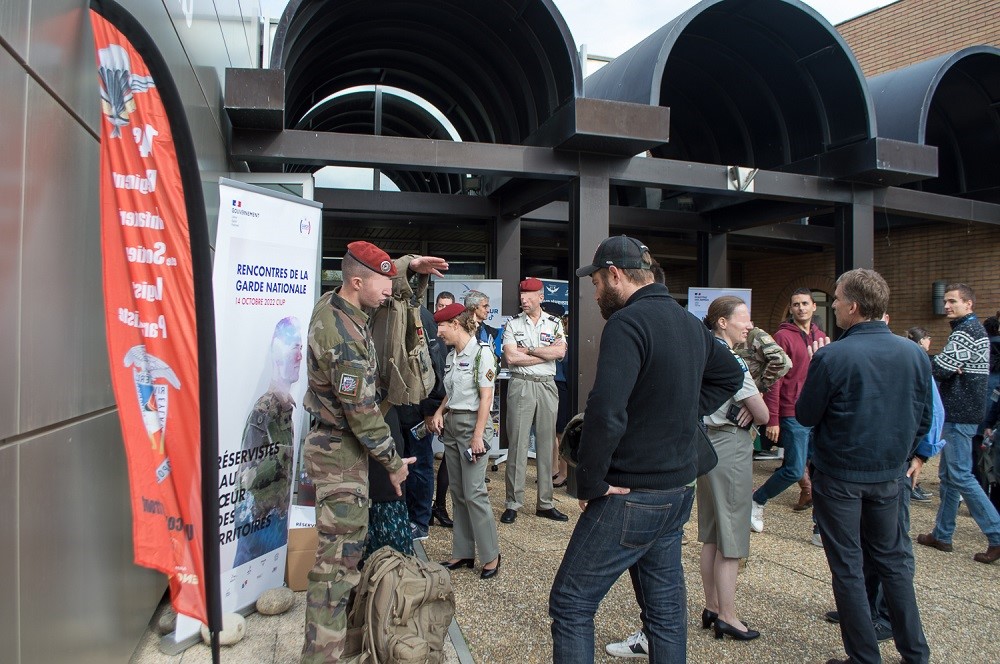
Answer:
[{"left": 232, "top": 200, "right": 242, "bottom": 208}]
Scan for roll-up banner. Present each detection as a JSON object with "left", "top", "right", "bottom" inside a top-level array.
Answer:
[
  {"left": 90, "top": 3, "right": 217, "bottom": 629},
  {"left": 212, "top": 179, "right": 322, "bottom": 613}
]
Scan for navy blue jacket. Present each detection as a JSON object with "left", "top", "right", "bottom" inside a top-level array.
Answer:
[
  {"left": 796, "top": 321, "right": 932, "bottom": 483},
  {"left": 576, "top": 283, "right": 744, "bottom": 500}
]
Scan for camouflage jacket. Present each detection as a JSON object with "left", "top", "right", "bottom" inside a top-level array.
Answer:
[
  {"left": 238, "top": 391, "right": 294, "bottom": 519},
  {"left": 734, "top": 327, "right": 792, "bottom": 393},
  {"left": 303, "top": 289, "right": 402, "bottom": 473}
]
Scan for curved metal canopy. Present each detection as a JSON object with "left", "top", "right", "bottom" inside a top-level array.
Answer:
[
  {"left": 288, "top": 90, "right": 462, "bottom": 194},
  {"left": 586, "top": 0, "right": 875, "bottom": 170},
  {"left": 271, "top": 0, "right": 582, "bottom": 146},
  {"left": 868, "top": 46, "right": 1000, "bottom": 202}
]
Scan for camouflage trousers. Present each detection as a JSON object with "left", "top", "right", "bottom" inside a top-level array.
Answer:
[{"left": 301, "top": 429, "right": 370, "bottom": 664}]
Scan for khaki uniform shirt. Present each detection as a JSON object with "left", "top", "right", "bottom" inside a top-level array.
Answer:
[
  {"left": 705, "top": 342, "right": 759, "bottom": 427},
  {"left": 444, "top": 339, "right": 496, "bottom": 411},
  {"left": 502, "top": 311, "right": 565, "bottom": 377},
  {"left": 303, "top": 289, "right": 401, "bottom": 472}
]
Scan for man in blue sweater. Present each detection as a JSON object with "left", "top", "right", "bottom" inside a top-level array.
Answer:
[
  {"left": 797, "top": 269, "right": 931, "bottom": 664},
  {"left": 917, "top": 283, "right": 1000, "bottom": 564},
  {"left": 549, "top": 235, "right": 743, "bottom": 663}
]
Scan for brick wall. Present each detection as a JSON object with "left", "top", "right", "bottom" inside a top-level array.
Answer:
[
  {"left": 838, "top": 0, "right": 1000, "bottom": 76},
  {"left": 740, "top": 223, "right": 1000, "bottom": 353}
]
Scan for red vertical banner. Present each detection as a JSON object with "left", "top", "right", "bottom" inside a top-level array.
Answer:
[{"left": 91, "top": 9, "right": 207, "bottom": 624}]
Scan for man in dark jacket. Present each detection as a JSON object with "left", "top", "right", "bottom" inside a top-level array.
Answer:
[
  {"left": 916, "top": 283, "right": 1000, "bottom": 563},
  {"left": 797, "top": 269, "right": 931, "bottom": 664},
  {"left": 549, "top": 235, "right": 743, "bottom": 664}
]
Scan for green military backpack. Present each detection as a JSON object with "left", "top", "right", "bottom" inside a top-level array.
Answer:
[
  {"left": 370, "top": 255, "right": 436, "bottom": 407},
  {"left": 344, "top": 546, "right": 456, "bottom": 664}
]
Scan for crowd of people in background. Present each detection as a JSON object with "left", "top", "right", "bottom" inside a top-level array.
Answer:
[{"left": 297, "top": 236, "right": 998, "bottom": 664}]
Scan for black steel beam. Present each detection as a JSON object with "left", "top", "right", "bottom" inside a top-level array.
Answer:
[
  {"left": 731, "top": 223, "right": 835, "bottom": 245},
  {"left": 777, "top": 138, "right": 938, "bottom": 186},
  {"left": 497, "top": 180, "right": 570, "bottom": 220},
  {"left": 873, "top": 188, "right": 1000, "bottom": 226},
  {"left": 835, "top": 198, "right": 875, "bottom": 274},
  {"left": 697, "top": 233, "right": 729, "bottom": 287},
  {"left": 707, "top": 200, "right": 832, "bottom": 232},
  {"left": 224, "top": 68, "right": 285, "bottom": 130},
  {"left": 233, "top": 130, "right": 1000, "bottom": 226},
  {"left": 524, "top": 98, "right": 670, "bottom": 156},
  {"left": 313, "top": 188, "right": 496, "bottom": 218}
]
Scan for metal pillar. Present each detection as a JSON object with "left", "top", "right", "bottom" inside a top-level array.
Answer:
[
  {"left": 834, "top": 194, "right": 875, "bottom": 274},
  {"left": 697, "top": 232, "right": 729, "bottom": 286},
  {"left": 569, "top": 160, "right": 610, "bottom": 413},
  {"left": 494, "top": 215, "right": 521, "bottom": 316}
]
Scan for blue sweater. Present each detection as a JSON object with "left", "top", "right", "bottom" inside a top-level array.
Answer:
[{"left": 796, "top": 321, "right": 932, "bottom": 483}]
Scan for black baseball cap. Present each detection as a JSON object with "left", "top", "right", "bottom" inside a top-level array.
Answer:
[{"left": 575, "top": 235, "right": 652, "bottom": 277}]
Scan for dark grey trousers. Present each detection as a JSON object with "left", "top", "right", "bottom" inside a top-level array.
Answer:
[{"left": 813, "top": 469, "right": 929, "bottom": 664}]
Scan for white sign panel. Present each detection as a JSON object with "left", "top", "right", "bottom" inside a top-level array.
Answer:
[
  {"left": 212, "top": 179, "right": 322, "bottom": 613},
  {"left": 687, "top": 287, "right": 753, "bottom": 323},
  {"left": 431, "top": 278, "right": 504, "bottom": 326}
]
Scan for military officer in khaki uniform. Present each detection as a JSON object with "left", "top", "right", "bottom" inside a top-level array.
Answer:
[
  {"left": 500, "top": 277, "right": 568, "bottom": 524},
  {"left": 301, "top": 241, "right": 446, "bottom": 663}
]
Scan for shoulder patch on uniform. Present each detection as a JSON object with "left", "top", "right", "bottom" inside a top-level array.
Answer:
[
  {"left": 485, "top": 368, "right": 495, "bottom": 381},
  {"left": 338, "top": 372, "right": 361, "bottom": 396},
  {"left": 735, "top": 356, "right": 749, "bottom": 372}
]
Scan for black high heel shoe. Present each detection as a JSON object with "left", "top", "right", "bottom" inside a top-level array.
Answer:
[
  {"left": 432, "top": 506, "right": 454, "bottom": 528},
  {"left": 713, "top": 619, "right": 760, "bottom": 641},
  {"left": 701, "top": 608, "right": 718, "bottom": 629},
  {"left": 480, "top": 554, "right": 501, "bottom": 580},
  {"left": 439, "top": 558, "right": 474, "bottom": 570}
]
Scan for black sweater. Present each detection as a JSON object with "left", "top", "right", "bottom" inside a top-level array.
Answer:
[{"left": 575, "top": 284, "right": 744, "bottom": 500}]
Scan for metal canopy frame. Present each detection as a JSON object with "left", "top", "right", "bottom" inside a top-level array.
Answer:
[{"left": 227, "top": 0, "right": 1000, "bottom": 409}]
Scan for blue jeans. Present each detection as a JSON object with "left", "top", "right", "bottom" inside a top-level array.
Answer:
[
  {"left": 549, "top": 486, "right": 694, "bottom": 664},
  {"left": 932, "top": 422, "right": 1000, "bottom": 546},
  {"left": 753, "top": 417, "right": 811, "bottom": 505},
  {"left": 403, "top": 429, "right": 434, "bottom": 529}
]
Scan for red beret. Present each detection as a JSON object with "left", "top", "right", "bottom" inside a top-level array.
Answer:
[
  {"left": 346, "top": 241, "right": 397, "bottom": 276},
  {"left": 433, "top": 302, "right": 466, "bottom": 323},
  {"left": 519, "top": 277, "right": 544, "bottom": 292}
]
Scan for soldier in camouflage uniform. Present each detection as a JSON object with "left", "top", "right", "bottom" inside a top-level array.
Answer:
[
  {"left": 300, "top": 241, "right": 445, "bottom": 663},
  {"left": 734, "top": 325, "right": 792, "bottom": 394},
  {"left": 233, "top": 317, "right": 302, "bottom": 567}
]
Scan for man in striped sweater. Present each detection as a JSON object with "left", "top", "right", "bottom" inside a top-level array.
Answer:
[{"left": 917, "top": 283, "right": 1000, "bottom": 564}]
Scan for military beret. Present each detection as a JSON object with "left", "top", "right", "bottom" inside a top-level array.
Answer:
[
  {"left": 346, "top": 241, "right": 397, "bottom": 276},
  {"left": 519, "top": 277, "right": 544, "bottom": 292},
  {"left": 433, "top": 302, "right": 466, "bottom": 323}
]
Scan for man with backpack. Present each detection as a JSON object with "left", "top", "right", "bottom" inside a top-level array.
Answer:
[{"left": 300, "top": 241, "right": 444, "bottom": 664}]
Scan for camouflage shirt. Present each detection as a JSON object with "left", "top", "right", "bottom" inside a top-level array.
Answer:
[
  {"left": 303, "top": 289, "right": 402, "bottom": 473},
  {"left": 734, "top": 326, "right": 792, "bottom": 393},
  {"left": 238, "top": 391, "right": 294, "bottom": 519}
]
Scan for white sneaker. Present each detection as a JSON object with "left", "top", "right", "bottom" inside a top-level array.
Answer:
[
  {"left": 811, "top": 531, "right": 823, "bottom": 547},
  {"left": 750, "top": 501, "right": 764, "bottom": 533},
  {"left": 605, "top": 629, "right": 648, "bottom": 659}
]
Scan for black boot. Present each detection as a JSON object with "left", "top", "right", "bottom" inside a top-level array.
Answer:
[{"left": 432, "top": 505, "right": 454, "bottom": 528}]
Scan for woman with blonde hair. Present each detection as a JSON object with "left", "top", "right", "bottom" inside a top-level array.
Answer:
[
  {"left": 699, "top": 295, "right": 769, "bottom": 640},
  {"left": 429, "top": 303, "right": 501, "bottom": 579}
]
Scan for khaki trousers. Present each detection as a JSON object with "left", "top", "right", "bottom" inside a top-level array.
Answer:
[
  {"left": 442, "top": 410, "right": 500, "bottom": 563},
  {"left": 504, "top": 376, "right": 557, "bottom": 511}
]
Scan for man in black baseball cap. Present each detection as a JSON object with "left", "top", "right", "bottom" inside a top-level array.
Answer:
[
  {"left": 575, "top": 235, "right": 652, "bottom": 277},
  {"left": 550, "top": 234, "right": 743, "bottom": 662}
]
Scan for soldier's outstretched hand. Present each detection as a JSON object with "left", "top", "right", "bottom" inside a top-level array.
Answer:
[
  {"left": 409, "top": 256, "right": 449, "bottom": 277},
  {"left": 389, "top": 457, "right": 418, "bottom": 496}
]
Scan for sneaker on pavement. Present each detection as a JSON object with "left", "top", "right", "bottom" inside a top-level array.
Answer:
[
  {"left": 811, "top": 526, "right": 823, "bottom": 548},
  {"left": 750, "top": 501, "right": 764, "bottom": 533},
  {"left": 910, "top": 484, "right": 931, "bottom": 501},
  {"left": 410, "top": 522, "right": 429, "bottom": 541},
  {"left": 873, "top": 621, "right": 893, "bottom": 642},
  {"left": 605, "top": 629, "right": 648, "bottom": 659}
]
